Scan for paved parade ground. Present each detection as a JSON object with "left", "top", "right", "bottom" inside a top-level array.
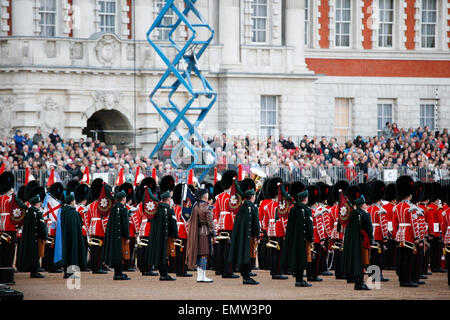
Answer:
[{"left": 12, "top": 270, "right": 449, "bottom": 300}]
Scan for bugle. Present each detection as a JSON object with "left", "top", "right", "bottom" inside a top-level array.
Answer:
[
  {"left": 174, "top": 239, "right": 184, "bottom": 248},
  {"left": 250, "top": 167, "right": 267, "bottom": 191},
  {"left": 0, "top": 232, "right": 12, "bottom": 243},
  {"left": 136, "top": 237, "right": 148, "bottom": 247},
  {"left": 370, "top": 242, "right": 382, "bottom": 254},
  {"left": 266, "top": 240, "right": 280, "bottom": 251},
  {"left": 216, "top": 232, "right": 230, "bottom": 241},
  {"left": 87, "top": 236, "right": 103, "bottom": 247},
  {"left": 331, "top": 240, "right": 343, "bottom": 252},
  {"left": 46, "top": 236, "right": 54, "bottom": 246},
  {"left": 398, "top": 241, "right": 417, "bottom": 254}
]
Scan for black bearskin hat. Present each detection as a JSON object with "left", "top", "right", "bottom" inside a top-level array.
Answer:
[
  {"left": 307, "top": 185, "right": 321, "bottom": 206},
  {"left": 369, "top": 180, "right": 386, "bottom": 203},
  {"left": 90, "top": 178, "right": 104, "bottom": 201},
  {"left": 212, "top": 181, "right": 223, "bottom": 203},
  {"left": 290, "top": 181, "right": 306, "bottom": 201},
  {"left": 172, "top": 183, "right": 183, "bottom": 206},
  {"left": 48, "top": 182, "right": 65, "bottom": 202},
  {"left": 119, "top": 182, "right": 134, "bottom": 203},
  {"left": 319, "top": 183, "right": 331, "bottom": 204},
  {"left": 75, "top": 183, "right": 90, "bottom": 203},
  {"left": 267, "top": 177, "right": 282, "bottom": 199},
  {"left": 160, "top": 175, "right": 175, "bottom": 193},
  {"left": 332, "top": 180, "right": 349, "bottom": 203},
  {"left": 25, "top": 180, "right": 39, "bottom": 202},
  {"left": 0, "top": 172, "right": 14, "bottom": 195},
  {"left": 422, "top": 183, "right": 432, "bottom": 202},
  {"left": 240, "top": 178, "right": 256, "bottom": 194},
  {"left": 383, "top": 183, "right": 396, "bottom": 202},
  {"left": 430, "top": 182, "right": 442, "bottom": 202},
  {"left": 412, "top": 181, "right": 424, "bottom": 204},
  {"left": 140, "top": 177, "right": 157, "bottom": 194},
  {"left": 66, "top": 180, "right": 80, "bottom": 195},
  {"left": 395, "top": 175, "right": 414, "bottom": 201},
  {"left": 221, "top": 170, "right": 237, "bottom": 190},
  {"left": 17, "top": 185, "right": 26, "bottom": 202},
  {"left": 345, "top": 185, "right": 361, "bottom": 205}
]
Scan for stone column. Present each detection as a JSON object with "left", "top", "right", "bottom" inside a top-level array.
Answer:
[
  {"left": 71, "top": 0, "right": 97, "bottom": 38},
  {"left": 285, "top": 0, "right": 311, "bottom": 73},
  {"left": 219, "top": 0, "right": 240, "bottom": 66},
  {"left": 11, "top": 0, "right": 35, "bottom": 36}
]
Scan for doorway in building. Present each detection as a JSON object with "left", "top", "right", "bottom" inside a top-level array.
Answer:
[{"left": 82, "top": 109, "right": 133, "bottom": 149}]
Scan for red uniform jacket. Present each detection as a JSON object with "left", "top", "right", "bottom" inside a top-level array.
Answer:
[
  {"left": 87, "top": 201, "right": 105, "bottom": 237},
  {"left": 76, "top": 204, "right": 88, "bottom": 236},
  {"left": 137, "top": 203, "right": 151, "bottom": 237},
  {"left": 427, "top": 202, "right": 443, "bottom": 237},
  {"left": 318, "top": 204, "right": 333, "bottom": 239},
  {"left": 329, "top": 204, "right": 343, "bottom": 240},
  {"left": 367, "top": 203, "right": 389, "bottom": 241},
  {"left": 418, "top": 203, "right": 429, "bottom": 238},
  {"left": 261, "top": 200, "right": 285, "bottom": 238},
  {"left": 174, "top": 204, "right": 188, "bottom": 239},
  {"left": 214, "top": 192, "right": 234, "bottom": 231},
  {"left": 126, "top": 204, "right": 140, "bottom": 238},
  {"left": 382, "top": 202, "right": 395, "bottom": 238},
  {"left": 392, "top": 201, "right": 420, "bottom": 243},
  {"left": 311, "top": 205, "right": 326, "bottom": 244},
  {"left": 0, "top": 193, "right": 16, "bottom": 232}
]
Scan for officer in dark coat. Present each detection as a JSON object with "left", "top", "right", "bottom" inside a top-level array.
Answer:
[
  {"left": 342, "top": 186, "right": 373, "bottom": 290},
  {"left": 281, "top": 181, "right": 314, "bottom": 287},
  {"left": 228, "top": 178, "right": 260, "bottom": 285},
  {"left": 16, "top": 189, "right": 47, "bottom": 278},
  {"left": 58, "top": 193, "right": 87, "bottom": 279},
  {"left": 146, "top": 191, "right": 178, "bottom": 281},
  {"left": 103, "top": 191, "right": 130, "bottom": 280}
]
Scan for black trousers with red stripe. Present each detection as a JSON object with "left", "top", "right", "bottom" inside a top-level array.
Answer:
[
  {"left": 0, "top": 231, "right": 16, "bottom": 268},
  {"left": 307, "top": 242, "right": 323, "bottom": 279},
  {"left": 175, "top": 238, "right": 188, "bottom": 275},
  {"left": 398, "top": 247, "right": 414, "bottom": 284},
  {"left": 269, "top": 237, "right": 284, "bottom": 276},
  {"left": 216, "top": 230, "right": 233, "bottom": 275}
]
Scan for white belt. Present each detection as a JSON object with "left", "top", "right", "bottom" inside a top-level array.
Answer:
[
  {"left": 399, "top": 223, "right": 411, "bottom": 227},
  {"left": 0, "top": 213, "right": 9, "bottom": 216},
  {"left": 91, "top": 218, "right": 101, "bottom": 221},
  {"left": 372, "top": 223, "right": 380, "bottom": 227},
  {"left": 447, "top": 226, "right": 450, "bottom": 230},
  {"left": 334, "top": 222, "right": 338, "bottom": 225},
  {"left": 142, "top": 219, "right": 148, "bottom": 223},
  {"left": 220, "top": 211, "right": 231, "bottom": 215}
]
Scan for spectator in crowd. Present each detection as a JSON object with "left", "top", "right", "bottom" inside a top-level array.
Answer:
[
  {"left": 13, "top": 130, "right": 26, "bottom": 151},
  {"left": 49, "top": 128, "right": 62, "bottom": 146},
  {"left": 32, "top": 128, "right": 44, "bottom": 145}
]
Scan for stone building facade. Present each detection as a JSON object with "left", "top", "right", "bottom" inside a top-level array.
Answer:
[{"left": 0, "top": 0, "right": 449, "bottom": 154}]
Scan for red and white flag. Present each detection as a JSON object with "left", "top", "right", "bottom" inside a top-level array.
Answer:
[
  {"left": 47, "top": 168, "right": 55, "bottom": 186},
  {"left": 115, "top": 167, "right": 124, "bottom": 186},
  {"left": 81, "top": 166, "right": 90, "bottom": 184}
]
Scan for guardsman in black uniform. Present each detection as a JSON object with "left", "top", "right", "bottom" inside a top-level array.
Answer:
[
  {"left": 228, "top": 178, "right": 260, "bottom": 285},
  {"left": 146, "top": 190, "right": 178, "bottom": 281},
  {"left": 281, "top": 181, "right": 314, "bottom": 287},
  {"left": 103, "top": 191, "right": 130, "bottom": 280}
]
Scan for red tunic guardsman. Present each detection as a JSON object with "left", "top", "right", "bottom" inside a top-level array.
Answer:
[
  {"left": 0, "top": 172, "right": 16, "bottom": 268},
  {"left": 427, "top": 182, "right": 445, "bottom": 272},
  {"left": 118, "top": 182, "right": 138, "bottom": 272},
  {"left": 317, "top": 183, "right": 333, "bottom": 276},
  {"left": 213, "top": 169, "right": 238, "bottom": 278},
  {"left": 441, "top": 187, "right": 450, "bottom": 289},
  {"left": 75, "top": 182, "right": 91, "bottom": 272},
  {"left": 393, "top": 175, "right": 421, "bottom": 287},
  {"left": 306, "top": 184, "right": 324, "bottom": 282},
  {"left": 382, "top": 183, "right": 397, "bottom": 270},
  {"left": 367, "top": 180, "right": 390, "bottom": 282}
]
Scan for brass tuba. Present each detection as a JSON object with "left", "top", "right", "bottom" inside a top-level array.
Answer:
[
  {"left": 136, "top": 236, "right": 148, "bottom": 248},
  {"left": 266, "top": 240, "right": 280, "bottom": 251},
  {"left": 443, "top": 245, "right": 450, "bottom": 255},
  {"left": 331, "top": 240, "right": 344, "bottom": 252},
  {"left": 398, "top": 241, "right": 417, "bottom": 254},
  {"left": 174, "top": 239, "right": 184, "bottom": 248},
  {"left": 370, "top": 242, "right": 382, "bottom": 254},
  {"left": 250, "top": 167, "right": 267, "bottom": 191}
]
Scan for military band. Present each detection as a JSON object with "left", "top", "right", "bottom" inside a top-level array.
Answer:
[{"left": 0, "top": 169, "right": 448, "bottom": 291}]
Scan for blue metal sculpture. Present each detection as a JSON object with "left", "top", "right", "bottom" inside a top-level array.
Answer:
[{"left": 147, "top": 0, "right": 216, "bottom": 182}]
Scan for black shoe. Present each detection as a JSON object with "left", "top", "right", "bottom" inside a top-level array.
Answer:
[
  {"left": 424, "top": 271, "right": 432, "bottom": 275},
  {"left": 295, "top": 280, "right": 312, "bottom": 287},
  {"left": 335, "top": 275, "right": 347, "bottom": 280},
  {"left": 355, "top": 284, "right": 371, "bottom": 290},
  {"left": 249, "top": 272, "right": 257, "bottom": 277},
  {"left": 37, "top": 268, "right": 45, "bottom": 273},
  {"left": 81, "top": 267, "right": 91, "bottom": 272},
  {"left": 215, "top": 271, "right": 222, "bottom": 276},
  {"left": 320, "top": 271, "right": 333, "bottom": 276},
  {"left": 400, "top": 282, "right": 419, "bottom": 287},
  {"left": 252, "top": 266, "right": 259, "bottom": 271},
  {"left": 160, "top": 275, "right": 176, "bottom": 281},
  {"left": 243, "top": 278, "right": 259, "bottom": 285},
  {"left": 419, "top": 275, "right": 428, "bottom": 280},
  {"left": 30, "top": 273, "right": 45, "bottom": 278},
  {"left": 124, "top": 268, "right": 136, "bottom": 272},
  {"left": 346, "top": 278, "right": 355, "bottom": 283},
  {"left": 222, "top": 273, "right": 239, "bottom": 279},
  {"left": 114, "top": 274, "right": 131, "bottom": 280},
  {"left": 431, "top": 268, "right": 446, "bottom": 273},
  {"left": 142, "top": 271, "right": 158, "bottom": 276},
  {"left": 176, "top": 273, "right": 193, "bottom": 277},
  {"left": 48, "top": 268, "right": 63, "bottom": 274},
  {"left": 380, "top": 277, "right": 389, "bottom": 282},
  {"left": 307, "top": 277, "right": 323, "bottom": 282},
  {"left": 92, "top": 269, "right": 108, "bottom": 274},
  {"left": 272, "top": 274, "right": 288, "bottom": 280},
  {"left": 413, "top": 280, "right": 425, "bottom": 285}
]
